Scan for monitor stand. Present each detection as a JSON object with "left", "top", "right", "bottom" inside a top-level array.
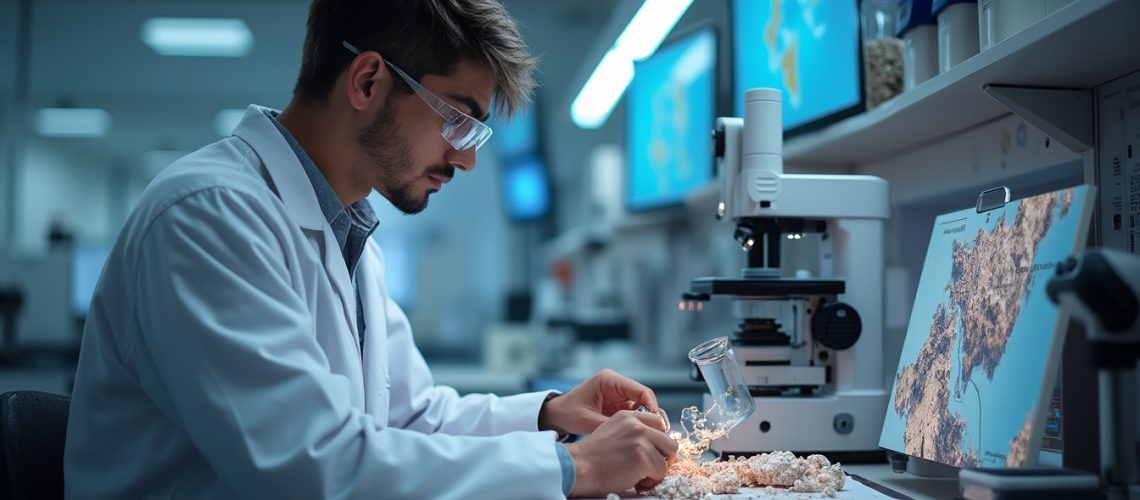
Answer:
[{"left": 907, "top": 456, "right": 960, "bottom": 478}]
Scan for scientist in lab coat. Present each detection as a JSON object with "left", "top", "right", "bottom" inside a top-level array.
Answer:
[{"left": 63, "top": 0, "right": 677, "bottom": 498}]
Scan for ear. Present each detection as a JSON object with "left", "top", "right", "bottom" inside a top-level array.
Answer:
[{"left": 343, "top": 51, "right": 391, "bottom": 112}]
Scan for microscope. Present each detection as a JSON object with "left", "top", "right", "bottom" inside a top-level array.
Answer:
[
  {"left": 1047, "top": 248, "right": 1140, "bottom": 499},
  {"left": 681, "top": 89, "right": 888, "bottom": 459}
]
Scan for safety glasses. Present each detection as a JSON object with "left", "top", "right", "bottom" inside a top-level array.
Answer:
[{"left": 343, "top": 41, "right": 493, "bottom": 152}]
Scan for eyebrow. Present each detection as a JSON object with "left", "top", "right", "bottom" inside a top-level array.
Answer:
[{"left": 448, "top": 94, "right": 488, "bottom": 122}]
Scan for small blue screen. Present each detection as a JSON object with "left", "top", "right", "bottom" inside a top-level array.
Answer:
[
  {"left": 70, "top": 242, "right": 112, "bottom": 317},
  {"left": 493, "top": 106, "right": 538, "bottom": 160},
  {"left": 733, "top": 0, "right": 861, "bottom": 131},
  {"left": 502, "top": 154, "right": 550, "bottom": 221},
  {"left": 627, "top": 29, "right": 716, "bottom": 212}
]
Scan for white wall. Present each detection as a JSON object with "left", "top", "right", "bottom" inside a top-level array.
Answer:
[{"left": 15, "top": 140, "right": 118, "bottom": 252}]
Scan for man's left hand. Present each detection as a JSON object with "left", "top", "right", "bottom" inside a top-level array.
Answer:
[{"left": 538, "top": 369, "right": 662, "bottom": 436}]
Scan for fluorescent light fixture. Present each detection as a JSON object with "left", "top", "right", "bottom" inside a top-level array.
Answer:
[
  {"left": 570, "top": 0, "right": 694, "bottom": 129},
  {"left": 142, "top": 17, "right": 253, "bottom": 57},
  {"left": 570, "top": 50, "right": 634, "bottom": 129},
  {"left": 615, "top": 0, "right": 695, "bottom": 62},
  {"left": 214, "top": 108, "right": 246, "bottom": 137},
  {"left": 34, "top": 108, "right": 111, "bottom": 137}
]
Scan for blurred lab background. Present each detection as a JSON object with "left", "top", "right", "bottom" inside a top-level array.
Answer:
[{"left": 0, "top": 0, "right": 1109, "bottom": 422}]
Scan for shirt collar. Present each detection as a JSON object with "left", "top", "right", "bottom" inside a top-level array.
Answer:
[
  {"left": 266, "top": 110, "right": 348, "bottom": 228},
  {"left": 264, "top": 110, "right": 378, "bottom": 247}
]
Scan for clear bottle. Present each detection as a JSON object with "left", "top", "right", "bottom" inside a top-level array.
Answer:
[
  {"left": 686, "top": 336, "right": 756, "bottom": 439},
  {"left": 861, "top": 0, "right": 905, "bottom": 108}
]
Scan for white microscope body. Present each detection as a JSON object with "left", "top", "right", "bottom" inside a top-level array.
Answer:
[{"left": 689, "top": 89, "right": 889, "bottom": 457}]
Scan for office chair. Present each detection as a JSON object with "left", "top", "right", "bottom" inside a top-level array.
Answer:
[{"left": 0, "top": 391, "right": 70, "bottom": 500}]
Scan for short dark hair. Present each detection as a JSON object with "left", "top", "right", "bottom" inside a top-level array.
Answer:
[{"left": 293, "top": 0, "right": 537, "bottom": 117}]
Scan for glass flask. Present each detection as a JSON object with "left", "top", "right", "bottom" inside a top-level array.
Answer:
[{"left": 686, "top": 336, "right": 756, "bottom": 439}]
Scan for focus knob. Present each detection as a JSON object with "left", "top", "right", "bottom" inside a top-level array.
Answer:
[{"left": 813, "top": 303, "right": 861, "bottom": 350}]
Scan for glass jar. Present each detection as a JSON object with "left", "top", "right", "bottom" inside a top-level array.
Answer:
[
  {"left": 861, "top": 0, "right": 905, "bottom": 108},
  {"left": 686, "top": 336, "right": 756, "bottom": 438}
]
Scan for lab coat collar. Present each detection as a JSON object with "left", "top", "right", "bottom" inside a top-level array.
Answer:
[
  {"left": 232, "top": 104, "right": 359, "bottom": 337},
  {"left": 232, "top": 104, "right": 326, "bottom": 231}
]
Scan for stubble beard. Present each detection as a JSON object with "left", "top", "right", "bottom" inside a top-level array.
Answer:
[{"left": 356, "top": 99, "right": 431, "bottom": 215}]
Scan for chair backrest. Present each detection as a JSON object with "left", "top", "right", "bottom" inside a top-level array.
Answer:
[{"left": 0, "top": 391, "right": 70, "bottom": 500}]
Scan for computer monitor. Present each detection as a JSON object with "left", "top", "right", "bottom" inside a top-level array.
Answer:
[
  {"left": 70, "top": 242, "right": 112, "bottom": 318},
  {"left": 880, "top": 185, "right": 1095, "bottom": 469},
  {"left": 732, "top": 0, "right": 863, "bottom": 136},
  {"left": 493, "top": 105, "right": 539, "bottom": 161},
  {"left": 626, "top": 27, "right": 717, "bottom": 213},
  {"left": 492, "top": 105, "right": 552, "bottom": 222},
  {"left": 501, "top": 154, "right": 551, "bottom": 222}
]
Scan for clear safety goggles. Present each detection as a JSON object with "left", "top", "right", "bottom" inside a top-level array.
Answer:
[{"left": 343, "top": 41, "right": 493, "bottom": 152}]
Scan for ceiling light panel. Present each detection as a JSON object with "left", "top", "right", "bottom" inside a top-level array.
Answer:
[
  {"left": 142, "top": 17, "right": 253, "bottom": 57},
  {"left": 34, "top": 108, "right": 112, "bottom": 137}
]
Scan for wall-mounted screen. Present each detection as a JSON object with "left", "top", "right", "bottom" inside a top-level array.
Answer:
[
  {"left": 733, "top": 0, "right": 863, "bottom": 136},
  {"left": 501, "top": 154, "right": 551, "bottom": 222},
  {"left": 492, "top": 105, "right": 551, "bottom": 222},
  {"left": 626, "top": 28, "right": 717, "bottom": 212}
]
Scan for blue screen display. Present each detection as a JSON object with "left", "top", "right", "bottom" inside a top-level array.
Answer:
[
  {"left": 492, "top": 105, "right": 550, "bottom": 222},
  {"left": 70, "top": 242, "right": 112, "bottom": 317},
  {"left": 733, "top": 0, "right": 861, "bottom": 132},
  {"left": 627, "top": 29, "right": 716, "bottom": 212},
  {"left": 502, "top": 154, "right": 550, "bottom": 222},
  {"left": 493, "top": 106, "right": 538, "bottom": 160}
]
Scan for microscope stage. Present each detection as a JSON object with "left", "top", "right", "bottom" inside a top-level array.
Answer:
[{"left": 690, "top": 277, "right": 845, "bottom": 297}]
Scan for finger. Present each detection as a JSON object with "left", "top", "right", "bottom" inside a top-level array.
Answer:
[
  {"left": 602, "top": 374, "right": 659, "bottom": 412},
  {"left": 647, "top": 426, "right": 679, "bottom": 459},
  {"left": 637, "top": 477, "right": 663, "bottom": 491},
  {"left": 642, "top": 445, "right": 669, "bottom": 481},
  {"left": 631, "top": 410, "right": 668, "bottom": 433},
  {"left": 578, "top": 410, "right": 608, "bottom": 433}
]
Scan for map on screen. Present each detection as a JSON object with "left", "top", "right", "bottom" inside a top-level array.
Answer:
[
  {"left": 880, "top": 186, "right": 1094, "bottom": 468},
  {"left": 733, "top": 0, "right": 861, "bottom": 132},
  {"left": 627, "top": 28, "right": 716, "bottom": 212}
]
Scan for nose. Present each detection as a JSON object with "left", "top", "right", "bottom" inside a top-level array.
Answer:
[{"left": 445, "top": 146, "right": 477, "bottom": 172}]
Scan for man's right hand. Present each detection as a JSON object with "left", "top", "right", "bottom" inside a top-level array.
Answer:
[{"left": 564, "top": 410, "right": 679, "bottom": 497}]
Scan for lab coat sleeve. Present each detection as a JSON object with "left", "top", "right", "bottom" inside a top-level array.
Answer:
[
  {"left": 374, "top": 244, "right": 553, "bottom": 436},
  {"left": 128, "top": 187, "right": 564, "bottom": 500}
]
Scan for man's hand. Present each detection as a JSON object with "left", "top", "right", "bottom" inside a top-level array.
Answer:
[
  {"left": 564, "top": 410, "right": 678, "bottom": 497},
  {"left": 538, "top": 368, "right": 660, "bottom": 436}
]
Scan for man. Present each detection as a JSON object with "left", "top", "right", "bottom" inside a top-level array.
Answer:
[{"left": 64, "top": 0, "right": 677, "bottom": 498}]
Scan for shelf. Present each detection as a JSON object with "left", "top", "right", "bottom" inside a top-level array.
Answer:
[{"left": 784, "top": 0, "right": 1140, "bottom": 166}]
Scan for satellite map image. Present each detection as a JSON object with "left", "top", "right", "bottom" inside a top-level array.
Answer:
[
  {"left": 880, "top": 186, "right": 1092, "bottom": 468},
  {"left": 733, "top": 0, "right": 860, "bottom": 130},
  {"left": 627, "top": 29, "right": 714, "bottom": 211}
]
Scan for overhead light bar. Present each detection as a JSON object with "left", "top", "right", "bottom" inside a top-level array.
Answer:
[
  {"left": 34, "top": 108, "right": 112, "bottom": 137},
  {"left": 570, "top": 51, "right": 634, "bottom": 129},
  {"left": 214, "top": 108, "right": 245, "bottom": 137},
  {"left": 142, "top": 17, "right": 253, "bottom": 57},
  {"left": 614, "top": 0, "right": 695, "bottom": 61},
  {"left": 570, "top": 0, "right": 694, "bottom": 129}
]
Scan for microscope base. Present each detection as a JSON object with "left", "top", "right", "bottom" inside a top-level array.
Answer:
[{"left": 706, "top": 390, "right": 888, "bottom": 462}]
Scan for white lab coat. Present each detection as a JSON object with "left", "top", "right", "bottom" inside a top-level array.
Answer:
[{"left": 64, "top": 105, "right": 565, "bottom": 499}]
